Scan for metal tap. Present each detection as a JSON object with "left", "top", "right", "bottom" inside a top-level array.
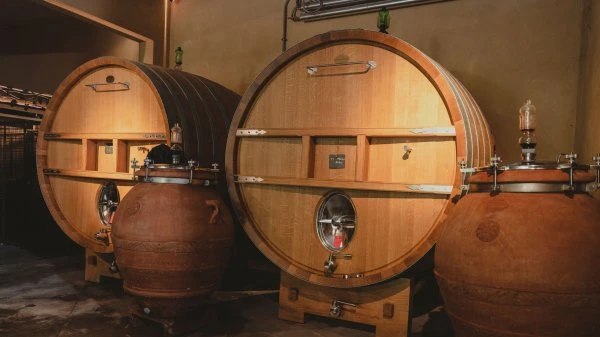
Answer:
[
  {"left": 94, "top": 228, "right": 110, "bottom": 244},
  {"left": 324, "top": 253, "right": 352, "bottom": 274},
  {"left": 329, "top": 299, "right": 357, "bottom": 318}
]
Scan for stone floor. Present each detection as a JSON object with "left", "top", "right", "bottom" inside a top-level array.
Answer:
[{"left": 0, "top": 244, "right": 453, "bottom": 337}]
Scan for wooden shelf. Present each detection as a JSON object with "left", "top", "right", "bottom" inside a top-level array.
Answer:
[{"left": 234, "top": 175, "right": 453, "bottom": 195}]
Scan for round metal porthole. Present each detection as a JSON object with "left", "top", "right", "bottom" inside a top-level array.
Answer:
[
  {"left": 315, "top": 191, "right": 356, "bottom": 252},
  {"left": 96, "top": 182, "right": 120, "bottom": 226}
]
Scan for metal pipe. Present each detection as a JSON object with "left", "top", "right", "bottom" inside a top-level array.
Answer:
[
  {"left": 293, "top": 0, "right": 452, "bottom": 22},
  {"left": 300, "top": 0, "right": 370, "bottom": 11},
  {"left": 0, "top": 113, "right": 42, "bottom": 123},
  {"left": 282, "top": 0, "right": 293, "bottom": 51}
]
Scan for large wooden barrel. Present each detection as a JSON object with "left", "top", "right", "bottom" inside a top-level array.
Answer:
[
  {"left": 37, "top": 57, "right": 239, "bottom": 253},
  {"left": 226, "top": 30, "right": 494, "bottom": 288},
  {"left": 435, "top": 166, "right": 600, "bottom": 336},
  {"left": 111, "top": 166, "right": 234, "bottom": 317}
]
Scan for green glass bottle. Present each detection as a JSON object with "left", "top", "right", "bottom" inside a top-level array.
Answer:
[
  {"left": 174, "top": 47, "right": 183, "bottom": 70},
  {"left": 377, "top": 7, "right": 390, "bottom": 34}
]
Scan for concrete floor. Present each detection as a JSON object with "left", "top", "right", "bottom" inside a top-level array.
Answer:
[{"left": 0, "top": 244, "right": 453, "bottom": 337}]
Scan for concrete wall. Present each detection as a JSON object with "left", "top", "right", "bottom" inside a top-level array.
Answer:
[
  {"left": 0, "top": 0, "right": 163, "bottom": 94},
  {"left": 576, "top": 0, "right": 600, "bottom": 163},
  {"left": 171, "top": 0, "right": 584, "bottom": 163}
]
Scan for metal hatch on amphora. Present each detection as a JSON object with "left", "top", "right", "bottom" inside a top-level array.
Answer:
[
  {"left": 225, "top": 29, "right": 494, "bottom": 337},
  {"left": 435, "top": 100, "right": 600, "bottom": 337}
]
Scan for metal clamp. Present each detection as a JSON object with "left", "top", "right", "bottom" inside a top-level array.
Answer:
[
  {"left": 307, "top": 60, "right": 376, "bottom": 75},
  {"left": 490, "top": 154, "right": 502, "bottom": 193},
  {"left": 557, "top": 152, "right": 578, "bottom": 191},
  {"left": 324, "top": 253, "right": 352, "bottom": 274},
  {"left": 329, "top": 299, "right": 357, "bottom": 318},
  {"left": 143, "top": 158, "right": 151, "bottom": 182},
  {"left": 188, "top": 160, "right": 197, "bottom": 183},
  {"left": 131, "top": 158, "right": 140, "bottom": 180},
  {"left": 591, "top": 153, "right": 600, "bottom": 190}
]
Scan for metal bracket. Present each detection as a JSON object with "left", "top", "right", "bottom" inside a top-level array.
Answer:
[
  {"left": 44, "top": 133, "right": 61, "bottom": 139},
  {"left": 406, "top": 184, "right": 453, "bottom": 194},
  {"left": 236, "top": 129, "right": 267, "bottom": 136},
  {"left": 43, "top": 168, "right": 61, "bottom": 175},
  {"left": 234, "top": 175, "right": 264, "bottom": 183},
  {"left": 409, "top": 127, "right": 456, "bottom": 136}
]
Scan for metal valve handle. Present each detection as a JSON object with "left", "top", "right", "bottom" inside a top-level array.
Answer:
[
  {"left": 324, "top": 253, "right": 352, "bottom": 274},
  {"left": 318, "top": 215, "right": 355, "bottom": 229},
  {"left": 97, "top": 200, "right": 119, "bottom": 207},
  {"left": 329, "top": 299, "right": 358, "bottom": 318}
]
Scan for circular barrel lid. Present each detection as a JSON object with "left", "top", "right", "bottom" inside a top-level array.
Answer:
[{"left": 226, "top": 30, "right": 494, "bottom": 287}]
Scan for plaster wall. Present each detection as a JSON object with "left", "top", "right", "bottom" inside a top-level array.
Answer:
[
  {"left": 170, "top": 0, "right": 584, "bottom": 163},
  {"left": 576, "top": 0, "right": 600, "bottom": 163}
]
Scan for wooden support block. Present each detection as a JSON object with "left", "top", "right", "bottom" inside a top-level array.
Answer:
[
  {"left": 300, "top": 135, "right": 315, "bottom": 178},
  {"left": 355, "top": 135, "right": 370, "bottom": 181},
  {"left": 84, "top": 249, "right": 121, "bottom": 283},
  {"left": 278, "top": 271, "right": 412, "bottom": 337}
]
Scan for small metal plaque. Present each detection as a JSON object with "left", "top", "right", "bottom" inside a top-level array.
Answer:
[
  {"left": 329, "top": 154, "right": 345, "bottom": 169},
  {"left": 104, "top": 142, "right": 113, "bottom": 154}
]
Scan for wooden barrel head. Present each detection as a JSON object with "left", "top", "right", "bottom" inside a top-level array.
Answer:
[
  {"left": 37, "top": 57, "right": 239, "bottom": 253},
  {"left": 226, "top": 30, "right": 493, "bottom": 288}
]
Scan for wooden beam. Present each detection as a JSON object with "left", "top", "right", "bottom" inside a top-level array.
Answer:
[{"left": 39, "top": 0, "right": 155, "bottom": 64}]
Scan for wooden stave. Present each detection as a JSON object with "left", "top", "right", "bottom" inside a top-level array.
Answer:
[
  {"left": 226, "top": 30, "right": 494, "bottom": 288},
  {"left": 36, "top": 57, "right": 239, "bottom": 253}
]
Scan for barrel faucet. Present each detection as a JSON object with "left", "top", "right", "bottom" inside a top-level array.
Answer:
[
  {"left": 329, "top": 299, "right": 357, "bottom": 318},
  {"left": 324, "top": 253, "right": 352, "bottom": 274}
]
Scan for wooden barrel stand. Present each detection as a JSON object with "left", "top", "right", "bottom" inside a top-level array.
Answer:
[{"left": 279, "top": 272, "right": 412, "bottom": 337}]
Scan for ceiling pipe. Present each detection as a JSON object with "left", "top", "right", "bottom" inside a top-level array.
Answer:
[
  {"left": 299, "top": 0, "right": 371, "bottom": 11},
  {"left": 293, "top": 0, "right": 452, "bottom": 22}
]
